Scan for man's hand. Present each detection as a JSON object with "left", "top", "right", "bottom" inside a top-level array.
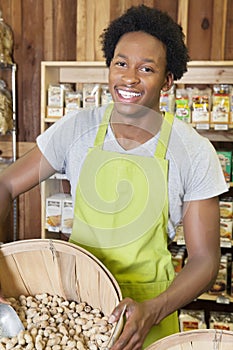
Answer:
[
  {"left": 109, "top": 297, "right": 156, "bottom": 350},
  {"left": 0, "top": 289, "right": 9, "bottom": 304}
]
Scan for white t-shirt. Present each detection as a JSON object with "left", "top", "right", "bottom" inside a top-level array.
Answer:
[{"left": 37, "top": 105, "right": 228, "bottom": 239}]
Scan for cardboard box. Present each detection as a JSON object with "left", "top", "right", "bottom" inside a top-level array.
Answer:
[
  {"left": 61, "top": 195, "right": 73, "bottom": 235},
  {"left": 217, "top": 151, "right": 232, "bottom": 182},
  {"left": 47, "top": 106, "right": 64, "bottom": 118},
  {"left": 45, "top": 193, "right": 70, "bottom": 232},
  {"left": 48, "top": 84, "right": 64, "bottom": 107}
]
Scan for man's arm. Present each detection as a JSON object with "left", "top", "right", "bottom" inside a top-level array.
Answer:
[
  {"left": 110, "top": 197, "right": 221, "bottom": 350},
  {"left": 155, "top": 196, "right": 221, "bottom": 317},
  {"left": 0, "top": 146, "right": 56, "bottom": 302},
  {"left": 0, "top": 145, "right": 56, "bottom": 226}
]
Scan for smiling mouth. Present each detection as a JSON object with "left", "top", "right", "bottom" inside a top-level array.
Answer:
[{"left": 117, "top": 89, "right": 142, "bottom": 99}]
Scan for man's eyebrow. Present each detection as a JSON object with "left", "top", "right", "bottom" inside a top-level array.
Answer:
[
  {"left": 113, "top": 53, "right": 127, "bottom": 59},
  {"left": 113, "top": 53, "right": 157, "bottom": 65}
]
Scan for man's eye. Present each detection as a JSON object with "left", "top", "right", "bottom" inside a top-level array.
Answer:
[
  {"left": 140, "top": 66, "right": 153, "bottom": 73},
  {"left": 116, "top": 61, "right": 126, "bottom": 67}
]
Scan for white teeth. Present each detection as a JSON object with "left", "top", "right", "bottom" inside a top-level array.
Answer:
[{"left": 118, "top": 89, "right": 141, "bottom": 99}]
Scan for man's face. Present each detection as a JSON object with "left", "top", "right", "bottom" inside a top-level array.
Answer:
[{"left": 109, "top": 31, "right": 172, "bottom": 117}]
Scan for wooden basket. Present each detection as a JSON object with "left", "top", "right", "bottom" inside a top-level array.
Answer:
[
  {"left": 145, "top": 329, "right": 233, "bottom": 350},
  {"left": 0, "top": 239, "right": 122, "bottom": 316}
]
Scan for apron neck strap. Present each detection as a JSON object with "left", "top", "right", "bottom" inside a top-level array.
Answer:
[
  {"left": 94, "top": 103, "right": 114, "bottom": 147},
  {"left": 94, "top": 104, "right": 174, "bottom": 158},
  {"left": 154, "top": 112, "right": 174, "bottom": 159}
]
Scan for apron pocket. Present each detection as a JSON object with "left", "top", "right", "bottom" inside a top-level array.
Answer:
[{"left": 119, "top": 280, "right": 173, "bottom": 302}]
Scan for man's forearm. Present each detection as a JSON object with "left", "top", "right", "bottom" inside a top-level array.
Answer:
[{"left": 0, "top": 182, "right": 13, "bottom": 225}]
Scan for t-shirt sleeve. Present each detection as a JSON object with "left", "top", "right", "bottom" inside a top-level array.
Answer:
[
  {"left": 36, "top": 112, "right": 78, "bottom": 173},
  {"left": 183, "top": 137, "right": 228, "bottom": 201}
]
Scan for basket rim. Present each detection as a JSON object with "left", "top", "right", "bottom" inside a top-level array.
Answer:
[
  {"left": 0, "top": 238, "right": 122, "bottom": 301},
  {"left": 145, "top": 329, "right": 233, "bottom": 350}
]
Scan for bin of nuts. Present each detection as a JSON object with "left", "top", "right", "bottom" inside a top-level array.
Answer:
[{"left": 0, "top": 239, "right": 123, "bottom": 349}]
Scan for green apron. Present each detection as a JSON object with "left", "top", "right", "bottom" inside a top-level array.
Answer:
[{"left": 69, "top": 104, "right": 179, "bottom": 347}]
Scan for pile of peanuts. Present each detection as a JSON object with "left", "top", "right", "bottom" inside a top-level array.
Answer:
[{"left": 0, "top": 293, "right": 114, "bottom": 350}]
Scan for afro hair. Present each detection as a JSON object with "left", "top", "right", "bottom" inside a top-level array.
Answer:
[{"left": 100, "top": 5, "right": 189, "bottom": 81}]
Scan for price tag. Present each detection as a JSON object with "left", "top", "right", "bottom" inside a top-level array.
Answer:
[
  {"left": 196, "top": 124, "right": 210, "bottom": 130},
  {"left": 216, "top": 295, "right": 230, "bottom": 304},
  {"left": 214, "top": 124, "right": 229, "bottom": 130},
  {"left": 220, "top": 238, "right": 232, "bottom": 248},
  {"left": 177, "top": 238, "right": 186, "bottom": 245},
  {"left": 47, "top": 226, "right": 60, "bottom": 233}
]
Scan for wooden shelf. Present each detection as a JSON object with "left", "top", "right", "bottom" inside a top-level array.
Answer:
[
  {"left": 198, "top": 293, "right": 233, "bottom": 304},
  {"left": 174, "top": 236, "right": 233, "bottom": 248},
  {"left": 177, "top": 60, "right": 233, "bottom": 85},
  {"left": 196, "top": 129, "right": 233, "bottom": 142}
]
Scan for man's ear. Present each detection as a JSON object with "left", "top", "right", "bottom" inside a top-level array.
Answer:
[{"left": 161, "top": 72, "right": 174, "bottom": 92}]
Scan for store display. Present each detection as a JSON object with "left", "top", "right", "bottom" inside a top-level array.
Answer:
[
  {"left": 47, "top": 84, "right": 64, "bottom": 107},
  {"left": 45, "top": 79, "right": 233, "bottom": 132},
  {"left": 171, "top": 84, "right": 233, "bottom": 128},
  {"left": 179, "top": 309, "right": 207, "bottom": 332},
  {"left": 160, "top": 85, "right": 175, "bottom": 114},
  {"left": 169, "top": 245, "right": 186, "bottom": 274},
  {"left": 82, "top": 83, "right": 101, "bottom": 109},
  {"left": 191, "top": 88, "right": 211, "bottom": 124},
  {"left": 65, "top": 90, "right": 82, "bottom": 113},
  {"left": 209, "top": 311, "right": 233, "bottom": 331},
  {"left": 46, "top": 193, "right": 70, "bottom": 232},
  {"left": 211, "top": 84, "right": 231, "bottom": 125},
  {"left": 175, "top": 88, "right": 191, "bottom": 123},
  {"left": 208, "top": 255, "right": 228, "bottom": 295},
  {"left": 61, "top": 195, "right": 73, "bottom": 236},
  {"left": 101, "top": 84, "right": 112, "bottom": 106}
]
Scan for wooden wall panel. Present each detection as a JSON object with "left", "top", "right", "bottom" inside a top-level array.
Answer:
[
  {"left": 211, "top": 0, "right": 227, "bottom": 60},
  {"left": 151, "top": 0, "right": 178, "bottom": 20},
  {"left": 20, "top": 1, "right": 43, "bottom": 142},
  {"left": 76, "top": 0, "right": 87, "bottom": 60},
  {"left": 187, "top": 0, "right": 213, "bottom": 60},
  {"left": 53, "top": 0, "right": 77, "bottom": 60},
  {"left": 18, "top": 186, "right": 41, "bottom": 240},
  {"left": 77, "top": 0, "right": 111, "bottom": 61},
  {"left": 178, "top": 0, "right": 189, "bottom": 43},
  {"left": 225, "top": 0, "right": 233, "bottom": 59},
  {"left": 43, "top": 1, "right": 54, "bottom": 61}
]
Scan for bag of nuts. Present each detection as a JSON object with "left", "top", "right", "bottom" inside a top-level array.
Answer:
[
  {"left": 0, "top": 10, "right": 14, "bottom": 65},
  {"left": 0, "top": 79, "right": 13, "bottom": 135}
]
